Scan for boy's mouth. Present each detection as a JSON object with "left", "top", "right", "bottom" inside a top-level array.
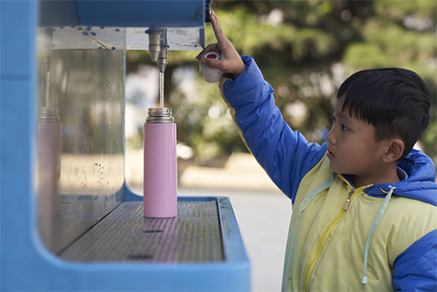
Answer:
[{"left": 327, "top": 148, "right": 335, "bottom": 158}]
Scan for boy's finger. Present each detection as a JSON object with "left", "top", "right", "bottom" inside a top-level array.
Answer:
[
  {"left": 201, "top": 57, "right": 222, "bottom": 70},
  {"left": 210, "top": 10, "right": 227, "bottom": 45}
]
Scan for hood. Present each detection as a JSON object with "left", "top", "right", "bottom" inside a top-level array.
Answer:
[{"left": 365, "top": 149, "right": 437, "bottom": 206}]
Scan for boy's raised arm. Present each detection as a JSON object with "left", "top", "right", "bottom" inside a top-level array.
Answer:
[
  {"left": 222, "top": 56, "right": 325, "bottom": 201},
  {"left": 196, "top": 12, "right": 326, "bottom": 200}
]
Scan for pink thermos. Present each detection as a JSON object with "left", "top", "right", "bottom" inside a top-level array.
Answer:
[
  {"left": 143, "top": 108, "right": 177, "bottom": 218},
  {"left": 37, "top": 107, "right": 61, "bottom": 216}
]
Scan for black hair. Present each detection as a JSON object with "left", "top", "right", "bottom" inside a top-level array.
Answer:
[{"left": 337, "top": 68, "right": 431, "bottom": 159}]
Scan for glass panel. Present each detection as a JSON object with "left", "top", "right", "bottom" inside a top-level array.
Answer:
[{"left": 36, "top": 27, "right": 125, "bottom": 254}]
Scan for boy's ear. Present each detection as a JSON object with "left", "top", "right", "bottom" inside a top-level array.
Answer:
[{"left": 382, "top": 138, "right": 404, "bottom": 163}]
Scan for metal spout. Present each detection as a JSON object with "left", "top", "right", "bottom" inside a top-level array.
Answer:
[
  {"left": 157, "top": 46, "right": 168, "bottom": 73},
  {"left": 146, "top": 29, "right": 161, "bottom": 63},
  {"left": 157, "top": 28, "right": 168, "bottom": 73}
]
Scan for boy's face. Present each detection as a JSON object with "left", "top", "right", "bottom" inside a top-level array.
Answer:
[{"left": 326, "top": 96, "right": 389, "bottom": 186}]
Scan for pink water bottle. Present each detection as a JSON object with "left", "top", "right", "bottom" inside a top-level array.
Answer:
[
  {"left": 37, "top": 107, "right": 61, "bottom": 216},
  {"left": 143, "top": 108, "right": 177, "bottom": 218}
]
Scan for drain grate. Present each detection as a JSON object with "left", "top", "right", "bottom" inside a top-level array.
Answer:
[{"left": 59, "top": 199, "right": 224, "bottom": 262}]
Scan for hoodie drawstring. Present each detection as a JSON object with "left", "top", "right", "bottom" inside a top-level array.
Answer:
[
  {"left": 298, "top": 174, "right": 334, "bottom": 217},
  {"left": 361, "top": 186, "right": 396, "bottom": 285}
]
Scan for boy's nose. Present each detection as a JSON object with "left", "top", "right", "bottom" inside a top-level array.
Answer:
[{"left": 326, "top": 128, "right": 336, "bottom": 145}]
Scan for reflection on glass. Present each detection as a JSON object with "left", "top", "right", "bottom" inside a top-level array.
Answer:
[
  {"left": 36, "top": 26, "right": 125, "bottom": 254},
  {"left": 37, "top": 28, "right": 61, "bottom": 217}
]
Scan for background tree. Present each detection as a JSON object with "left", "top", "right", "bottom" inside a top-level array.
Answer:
[{"left": 126, "top": 0, "right": 437, "bottom": 165}]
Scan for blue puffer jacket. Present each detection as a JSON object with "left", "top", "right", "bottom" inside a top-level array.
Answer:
[{"left": 221, "top": 56, "right": 437, "bottom": 291}]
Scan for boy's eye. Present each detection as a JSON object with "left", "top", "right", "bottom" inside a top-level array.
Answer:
[{"left": 341, "top": 124, "right": 349, "bottom": 131}]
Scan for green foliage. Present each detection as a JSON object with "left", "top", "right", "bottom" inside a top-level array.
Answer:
[
  {"left": 170, "top": 71, "right": 247, "bottom": 160},
  {"left": 375, "top": 0, "right": 436, "bottom": 19},
  {"left": 126, "top": 0, "right": 437, "bottom": 164}
]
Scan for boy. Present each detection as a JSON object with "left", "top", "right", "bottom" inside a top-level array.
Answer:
[{"left": 198, "top": 11, "right": 437, "bottom": 291}]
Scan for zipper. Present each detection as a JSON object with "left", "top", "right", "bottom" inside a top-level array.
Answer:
[
  {"left": 343, "top": 187, "right": 355, "bottom": 211},
  {"left": 303, "top": 208, "right": 347, "bottom": 290},
  {"left": 303, "top": 184, "right": 363, "bottom": 290}
]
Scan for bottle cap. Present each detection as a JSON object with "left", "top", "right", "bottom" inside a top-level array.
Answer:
[
  {"left": 147, "top": 108, "right": 174, "bottom": 123},
  {"left": 204, "top": 52, "right": 220, "bottom": 60},
  {"left": 39, "top": 107, "right": 61, "bottom": 123},
  {"left": 199, "top": 51, "right": 223, "bottom": 83}
]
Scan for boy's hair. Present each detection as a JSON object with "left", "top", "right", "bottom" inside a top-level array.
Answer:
[{"left": 337, "top": 68, "right": 431, "bottom": 160}]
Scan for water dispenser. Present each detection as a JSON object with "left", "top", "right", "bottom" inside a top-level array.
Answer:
[{"left": 0, "top": 1, "right": 250, "bottom": 290}]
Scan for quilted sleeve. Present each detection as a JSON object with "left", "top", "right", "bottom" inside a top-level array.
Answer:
[
  {"left": 392, "top": 230, "right": 437, "bottom": 291},
  {"left": 221, "top": 56, "right": 326, "bottom": 202}
]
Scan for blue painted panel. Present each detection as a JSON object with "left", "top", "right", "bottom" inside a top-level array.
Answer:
[
  {"left": 39, "top": 0, "right": 80, "bottom": 26},
  {"left": 0, "top": 14, "right": 38, "bottom": 291},
  {"left": 75, "top": 0, "right": 205, "bottom": 27},
  {"left": 0, "top": 0, "right": 36, "bottom": 76}
]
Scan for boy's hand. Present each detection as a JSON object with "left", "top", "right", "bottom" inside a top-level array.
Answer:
[{"left": 196, "top": 10, "right": 246, "bottom": 79}]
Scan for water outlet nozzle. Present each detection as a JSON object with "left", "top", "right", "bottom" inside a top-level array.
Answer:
[{"left": 146, "top": 29, "right": 161, "bottom": 63}]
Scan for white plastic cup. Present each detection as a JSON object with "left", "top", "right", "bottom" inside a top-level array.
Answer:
[{"left": 199, "top": 52, "right": 223, "bottom": 83}]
